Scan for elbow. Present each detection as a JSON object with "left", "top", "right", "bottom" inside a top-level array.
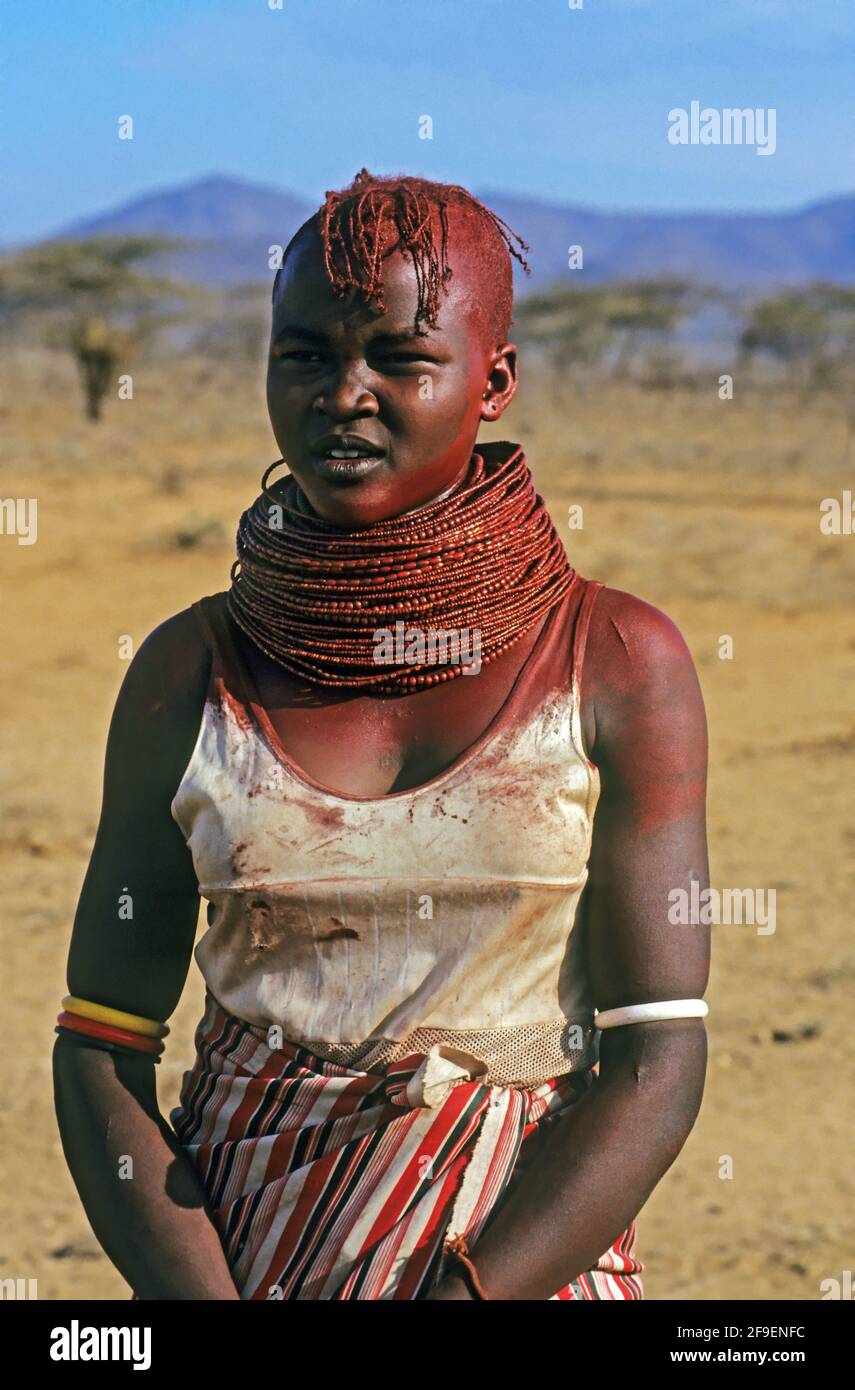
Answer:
[
  {"left": 52, "top": 1037, "right": 159, "bottom": 1125},
  {"left": 605, "top": 1020, "right": 708, "bottom": 1152}
]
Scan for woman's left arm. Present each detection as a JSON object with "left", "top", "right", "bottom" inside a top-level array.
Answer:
[{"left": 430, "top": 588, "right": 711, "bottom": 1300}]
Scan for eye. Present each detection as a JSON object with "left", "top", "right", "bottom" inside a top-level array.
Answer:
[
  {"left": 274, "top": 349, "right": 325, "bottom": 364},
  {"left": 378, "top": 351, "right": 438, "bottom": 367}
]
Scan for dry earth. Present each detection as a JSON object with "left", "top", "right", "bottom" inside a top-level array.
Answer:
[{"left": 1, "top": 351, "right": 853, "bottom": 1299}]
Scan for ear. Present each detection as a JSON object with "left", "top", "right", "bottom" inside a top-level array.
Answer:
[{"left": 480, "top": 343, "right": 518, "bottom": 421}]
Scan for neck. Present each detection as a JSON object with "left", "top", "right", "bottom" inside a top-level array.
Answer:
[
  {"left": 397, "top": 457, "right": 474, "bottom": 520},
  {"left": 291, "top": 455, "right": 478, "bottom": 530},
  {"left": 230, "top": 441, "right": 573, "bottom": 694}
]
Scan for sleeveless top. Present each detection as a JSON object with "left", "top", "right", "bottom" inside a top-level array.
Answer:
[{"left": 170, "top": 575, "right": 605, "bottom": 1088}]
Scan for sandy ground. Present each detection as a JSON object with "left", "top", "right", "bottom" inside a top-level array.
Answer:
[{"left": 1, "top": 350, "right": 853, "bottom": 1300}]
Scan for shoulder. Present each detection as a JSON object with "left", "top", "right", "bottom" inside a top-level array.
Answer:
[
  {"left": 580, "top": 583, "right": 707, "bottom": 759},
  {"left": 120, "top": 596, "right": 222, "bottom": 712},
  {"left": 585, "top": 584, "right": 698, "bottom": 688},
  {"left": 105, "top": 598, "right": 218, "bottom": 777}
]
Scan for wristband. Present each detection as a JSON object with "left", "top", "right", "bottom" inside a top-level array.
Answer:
[
  {"left": 62, "top": 995, "right": 168, "bottom": 1039},
  {"left": 56, "top": 1011, "right": 165, "bottom": 1056}
]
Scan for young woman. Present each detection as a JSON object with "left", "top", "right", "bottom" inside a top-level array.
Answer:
[{"left": 53, "top": 171, "right": 710, "bottom": 1301}]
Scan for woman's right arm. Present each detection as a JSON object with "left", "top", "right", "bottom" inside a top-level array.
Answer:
[{"left": 53, "top": 604, "right": 241, "bottom": 1300}]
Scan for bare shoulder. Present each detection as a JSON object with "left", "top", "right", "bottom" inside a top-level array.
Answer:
[
  {"left": 581, "top": 584, "right": 706, "bottom": 758},
  {"left": 104, "top": 599, "right": 215, "bottom": 797},
  {"left": 586, "top": 584, "right": 699, "bottom": 690},
  {"left": 120, "top": 601, "right": 212, "bottom": 713}
]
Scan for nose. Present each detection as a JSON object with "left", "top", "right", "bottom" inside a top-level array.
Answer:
[{"left": 313, "top": 362, "right": 379, "bottom": 421}]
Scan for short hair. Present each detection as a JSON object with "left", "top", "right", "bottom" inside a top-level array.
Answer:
[{"left": 272, "top": 168, "right": 531, "bottom": 349}]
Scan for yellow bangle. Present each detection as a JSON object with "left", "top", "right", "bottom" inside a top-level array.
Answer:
[{"left": 62, "top": 995, "right": 169, "bottom": 1039}]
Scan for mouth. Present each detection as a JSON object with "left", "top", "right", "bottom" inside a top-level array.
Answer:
[{"left": 309, "top": 433, "right": 387, "bottom": 482}]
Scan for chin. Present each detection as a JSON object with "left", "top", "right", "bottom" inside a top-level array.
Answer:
[
  {"left": 298, "top": 481, "right": 403, "bottom": 530},
  {"left": 325, "top": 501, "right": 405, "bottom": 530}
]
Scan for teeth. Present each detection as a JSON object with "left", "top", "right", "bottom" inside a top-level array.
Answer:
[{"left": 328, "top": 449, "right": 368, "bottom": 459}]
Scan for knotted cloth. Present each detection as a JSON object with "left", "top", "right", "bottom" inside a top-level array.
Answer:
[{"left": 167, "top": 993, "right": 643, "bottom": 1300}]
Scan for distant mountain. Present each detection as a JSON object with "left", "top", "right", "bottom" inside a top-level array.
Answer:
[
  {"left": 12, "top": 173, "right": 855, "bottom": 291},
  {"left": 480, "top": 189, "right": 855, "bottom": 291},
  {"left": 48, "top": 174, "right": 316, "bottom": 288}
]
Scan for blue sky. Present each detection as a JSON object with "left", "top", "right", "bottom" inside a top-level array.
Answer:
[{"left": 2, "top": 0, "right": 853, "bottom": 242}]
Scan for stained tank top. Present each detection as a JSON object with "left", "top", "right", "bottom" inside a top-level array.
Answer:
[{"left": 170, "top": 574, "right": 605, "bottom": 1087}]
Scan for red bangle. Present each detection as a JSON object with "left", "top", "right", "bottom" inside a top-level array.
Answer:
[
  {"left": 54, "top": 1028, "right": 162, "bottom": 1064},
  {"left": 56, "top": 1011, "right": 165, "bottom": 1056},
  {"left": 444, "top": 1234, "right": 491, "bottom": 1300}
]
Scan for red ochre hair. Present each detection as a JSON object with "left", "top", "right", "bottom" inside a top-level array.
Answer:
[{"left": 273, "top": 168, "right": 532, "bottom": 347}]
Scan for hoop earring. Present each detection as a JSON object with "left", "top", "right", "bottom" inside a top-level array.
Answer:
[{"left": 260, "top": 457, "right": 289, "bottom": 501}]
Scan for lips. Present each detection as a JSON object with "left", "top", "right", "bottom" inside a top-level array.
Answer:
[{"left": 310, "top": 433, "right": 386, "bottom": 461}]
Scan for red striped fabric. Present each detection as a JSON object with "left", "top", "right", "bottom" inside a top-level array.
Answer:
[{"left": 168, "top": 994, "right": 644, "bottom": 1300}]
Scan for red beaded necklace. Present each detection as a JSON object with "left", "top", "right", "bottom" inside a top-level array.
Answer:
[{"left": 227, "top": 443, "right": 575, "bottom": 694}]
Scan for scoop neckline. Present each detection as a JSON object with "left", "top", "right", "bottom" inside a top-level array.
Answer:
[{"left": 217, "top": 578, "right": 577, "bottom": 806}]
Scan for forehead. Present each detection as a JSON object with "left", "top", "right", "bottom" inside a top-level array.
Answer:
[{"left": 273, "top": 224, "right": 484, "bottom": 339}]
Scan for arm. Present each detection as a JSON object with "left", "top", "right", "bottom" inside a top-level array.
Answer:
[
  {"left": 430, "top": 587, "right": 711, "bottom": 1300},
  {"left": 53, "top": 606, "right": 241, "bottom": 1300}
]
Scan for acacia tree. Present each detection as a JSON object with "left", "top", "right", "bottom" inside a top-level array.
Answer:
[
  {"left": 738, "top": 283, "right": 855, "bottom": 395},
  {"left": 513, "top": 279, "right": 695, "bottom": 391},
  {"left": 512, "top": 284, "right": 614, "bottom": 384},
  {"left": 598, "top": 280, "right": 696, "bottom": 377},
  {"left": 186, "top": 282, "right": 270, "bottom": 364},
  {"left": 0, "top": 235, "right": 206, "bottom": 419}
]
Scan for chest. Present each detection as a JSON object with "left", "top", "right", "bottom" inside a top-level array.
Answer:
[
  {"left": 233, "top": 619, "right": 546, "bottom": 798},
  {"left": 178, "top": 668, "right": 599, "bottom": 891}
]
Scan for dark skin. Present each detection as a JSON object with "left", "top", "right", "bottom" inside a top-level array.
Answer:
[
  {"left": 267, "top": 224, "right": 511, "bottom": 528},
  {"left": 54, "top": 227, "right": 710, "bottom": 1300}
]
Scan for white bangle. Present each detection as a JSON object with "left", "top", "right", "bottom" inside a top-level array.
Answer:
[{"left": 594, "top": 999, "right": 708, "bottom": 1029}]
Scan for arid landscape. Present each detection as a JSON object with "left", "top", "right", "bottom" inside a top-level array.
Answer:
[{"left": 1, "top": 349, "right": 853, "bottom": 1299}]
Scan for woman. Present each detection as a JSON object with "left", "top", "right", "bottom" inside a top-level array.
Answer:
[{"left": 53, "top": 171, "right": 710, "bottom": 1301}]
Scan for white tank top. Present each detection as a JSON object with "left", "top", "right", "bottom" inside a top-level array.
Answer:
[{"left": 171, "top": 575, "right": 605, "bottom": 1086}]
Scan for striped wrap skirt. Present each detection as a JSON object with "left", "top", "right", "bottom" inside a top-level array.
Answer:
[{"left": 168, "top": 993, "right": 644, "bottom": 1300}]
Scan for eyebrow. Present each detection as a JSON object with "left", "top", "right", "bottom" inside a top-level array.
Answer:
[{"left": 272, "top": 324, "right": 434, "bottom": 347}]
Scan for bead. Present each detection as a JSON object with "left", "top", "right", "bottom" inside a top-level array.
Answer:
[{"left": 226, "top": 449, "right": 575, "bottom": 692}]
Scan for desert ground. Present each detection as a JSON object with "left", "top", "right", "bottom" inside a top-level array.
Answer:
[{"left": 1, "top": 348, "right": 852, "bottom": 1299}]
